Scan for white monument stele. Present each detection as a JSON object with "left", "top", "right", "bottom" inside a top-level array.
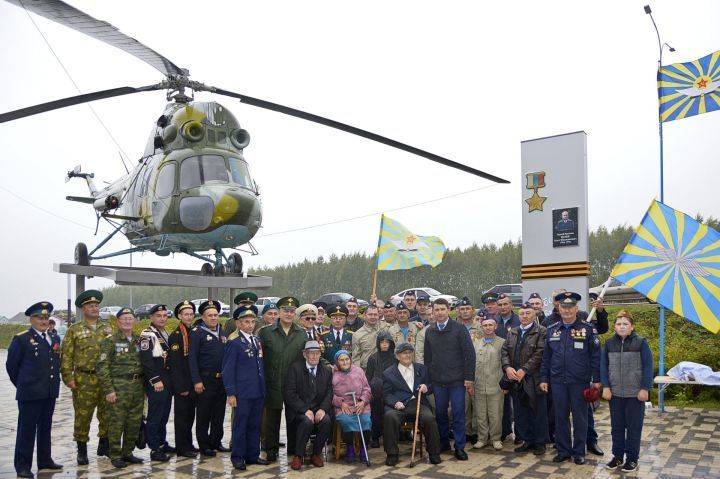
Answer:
[{"left": 521, "top": 131, "right": 589, "bottom": 313}]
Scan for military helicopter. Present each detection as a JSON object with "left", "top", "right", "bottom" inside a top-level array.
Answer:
[{"left": 1, "top": 0, "right": 509, "bottom": 276}]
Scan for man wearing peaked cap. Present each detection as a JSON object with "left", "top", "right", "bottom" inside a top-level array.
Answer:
[
  {"left": 7, "top": 302, "right": 63, "bottom": 477},
  {"left": 62, "top": 290, "right": 114, "bottom": 464},
  {"left": 199, "top": 300, "right": 222, "bottom": 315},
  {"left": 296, "top": 304, "right": 322, "bottom": 344},
  {"left": 320, "top": 305, "right": 353, "bottom": 365},
  {"left": 276, "top": 296, "right": 299, "bottom": 309},
  {"left": 234, "top": 291, "right": 258, "bottom": 306},
  {"left": 168, "top": 301, "right": 199, "bottom": 458}
]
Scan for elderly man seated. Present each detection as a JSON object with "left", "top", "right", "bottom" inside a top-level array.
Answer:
[{"left": 382, "top": 343, "right": 442, "bottom": 466}]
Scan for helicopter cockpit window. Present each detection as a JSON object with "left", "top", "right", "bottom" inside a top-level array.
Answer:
[
  {"left": 180, "top": 155, "right": 228, "bottom": 190},
  {"left": 155, "top": 163, "right": 176, "bottom": 198},
  {"left": 229, "top": 158, "right": 253, "bottom": 189}
]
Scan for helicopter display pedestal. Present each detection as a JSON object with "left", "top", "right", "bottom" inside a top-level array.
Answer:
[{"left": 54, "top": 263, "right": 272, "bottom": 321}]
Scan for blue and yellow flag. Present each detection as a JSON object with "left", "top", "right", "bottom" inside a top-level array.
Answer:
[
  {"left": 611, "top": 201, "right": 720, "bottom": 334},
  {"left": 376, "top": 214, "right": 445, "bottom": 271},
  {"left": 658, "top": 49, "right": 720, "bottom": 123}
]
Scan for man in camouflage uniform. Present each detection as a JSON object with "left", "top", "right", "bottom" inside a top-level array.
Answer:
[
  {"left": 352, "top": 304, "right": 387, "bottom": 370},
  {"left": 386, "top": 303, "right": 422, "bottom": 353},
  {"left": 96, "top": 308, "right": 144, "bottom": 468},
  {"left": 61, "top": 290, "right": 115, "bottom": 465}
]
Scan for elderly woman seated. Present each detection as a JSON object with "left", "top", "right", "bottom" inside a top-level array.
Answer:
[{"left": 332, "top": 350, "right": 372, "bottom": 463}]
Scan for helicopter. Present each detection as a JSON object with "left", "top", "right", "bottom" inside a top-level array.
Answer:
[{"left": 1, "top": 0, "right": 509, "bottom": 276}]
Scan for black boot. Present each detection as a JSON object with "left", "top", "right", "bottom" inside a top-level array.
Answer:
[
  {"left": 77, "top": 442, "right": 89, "bottom": 465},
  {"left": 97, "top": 437, "right": 109, "bottom": 457}
]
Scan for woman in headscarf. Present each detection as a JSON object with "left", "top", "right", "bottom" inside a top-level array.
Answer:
[{"left": 332, "top": 350, "right": 372, "bottom": 463}]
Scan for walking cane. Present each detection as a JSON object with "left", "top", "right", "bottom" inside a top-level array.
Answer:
[
  {"left": 347, "top": 391, "right": 371, "bottom": 467},
  {"left": 409, "top": 389, "right": 423, "bottom": 467}
]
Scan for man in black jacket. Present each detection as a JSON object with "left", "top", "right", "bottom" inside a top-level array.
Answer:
[
  {"left": 283, "top": 341, "right": 333, "bottom": 470},
  {"left": 424, "top": 298, "right": 476, "bottom": 460}
]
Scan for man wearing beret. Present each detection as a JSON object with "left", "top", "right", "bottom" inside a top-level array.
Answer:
[
  {"left": 257, "top": 296, "right": 307, "bottom": 462},
  {"left": 190, "top": 300, "right": 229, "bottom": 456},
  {"left": 7, "top": 302, "right": 63, "bottom": 478},
  {"left": 382, "top": 302, "right": 397, "bottom": 327},
  {"left": 254, "top": 302, "right": 279, "bottom": 334},
  {"left": 540, "top": 292, "right": 601, "bottom": 465},
  {"left": 387, "top": 303, "right": 421, "bottom": 354},
  {"left": 61, "top": 290, "right": 114, "bottom": 464},
  {"left": 96, "top": 308, "right": 144, "bottom": 468},
  {"left": 168, "top": 300, "right": 199, "bottom": 458},
  {"left": 223, "top": 305, "right": 270, "bottom": 470},
  {"left": 319, "top": 305, "right": 353, "bottom": 365},
  {"left": 414, "top": 292, "right": 433, "bottom": 324},
  {"left": 345, "top": 297, "right": 365, "bottom": 332},
  {"left": 226, "top": 291, "right": 259, "bottom": 336}
]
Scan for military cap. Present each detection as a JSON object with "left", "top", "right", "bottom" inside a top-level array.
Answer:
[
  {"left": 25, "top": 301, "right": 53, "bottom": 317},
  {"left": 276, "top": 296, "right": 300, "bottom": 309},
  {"left": 312, "top": 301, "right": 327, "bottom": 311},
  {"left": 174, "top": 300, "right": 196, "bottom": 318},
  {"left": 395, "top": 342, "right": 415, "bottom": 354},
  {"left": 416, "top": 291, "right": 431, "bottom": 303},
  {"left": 233, "top": 291, "right": 258, "bottom": 305},
  {"left": 396, "top": 302, "right": 409, "bottom": 312},
  {"left": 149, "top": 304, "right": 168, "bottom": 315},
  {"left": 519, "top": 302, "right": 535, "bottom": 310},
  {"left": 296, "top": 304, "right": 319, "bottom": 319},
  {"left": 555, "top": 291, "right": 581, "bottom": 306},
  {"left": 481, "top": 293, "right": 498, "bottom": 304},
  {"left": 528, "top": 292, "right": 542, "bottom": 300},
  {"left": 261, "top": 302, "right": 279, "bottom": 315},
  {"left": 458, "top": 296, "right": 472, "bottom": 307},
  {"left": 304, "top": 340, "right": 321, "bottom": 351},
  {"left": 199, "top": 299, "right": 221, "bottom": 314},
  {"left": 497, "top": 293, "right": 511, "bottom": 302},
  {"left": 75, "top": 289, "right": 103, "bottom": 307},
  {"left": 116, "top": 307, "right": 135, "bottom": 319},
  {"left": 346, "top": 297, "right": 359, "bottom": 305},
  {"left": 234, "top": 304, "right": 258, "bottom": 319},
  {"left": 383, "top": 302, "right": 395, "bottom": 310},
  {"left": 403, "top": 290, "right": 416, "bottom": 298},
  {"left": 327, "top": 304, "right": 349, "bottom": 317}
]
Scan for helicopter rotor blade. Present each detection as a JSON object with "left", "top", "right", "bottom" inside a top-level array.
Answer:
[
  {"left": 0, "top": 84, "right": 163, "bottom": 123},
  {"left": 4, "top": 0, "right": 186, "bottom": 78},
  {"left": 212, "top": 87, "right": 509, "bottom": 183}
]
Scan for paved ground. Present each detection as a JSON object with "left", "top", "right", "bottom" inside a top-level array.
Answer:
[{"left": 1, "top": 350, "right": 719, "bottom": 478}]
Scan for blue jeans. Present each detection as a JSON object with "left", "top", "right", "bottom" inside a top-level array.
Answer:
[
  {"left": 434, "top": 384, "right": 466, "bottom": 450},
  {"left": 609, "top": 396, "right": 645, "bottom": 462},
  {"left": 145, "top": 388, "right": 172, "bottom": 450}
]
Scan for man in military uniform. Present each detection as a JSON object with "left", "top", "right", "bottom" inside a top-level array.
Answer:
[
  {"left": 257, "top": 296, "right": 307, "bottom": 462},
  {"left": 223, "top": 305, "right": 270, "bottom": 470},
  {"left": 345, "top": 297, "right": 365, "bottom": 332},
  {"left": 226, "top": 291, "right": 259, "bottom": 336},
  {"left": 139, "top": 304, "right": 174, "bottom": 461},
  {"left": 320, "top": 305, "right": 353, "bottom": 364},
  {"left": 402, "top": 291, "right": 418, "bottom": 318},
  {"left": 96, "top": 308, "right": 144, "bottom": 469},
  {"left": 298, "top": 304, "right": 325, "bottom": 344},
  {"left": 255, "top": 302, "right": 279, "bottom": 334},
  {"left": 7, "top": 302, "right": 63, "bottom": 478},
  {"left": 540, "top": 292, "right": 601, "bottom": 465},
  {"left": 311, "top": 301, "right": 327, "bottom": 334},
  {"left": 414, "top": 292, "right": 433, "bottom": 324},
  {"left": 382, "top": 302, "right": 397, "bottom": 326},
  {"left": 190, "top": 300, "right": 229, "bottom": 456},
  {"left": 168, "top": 300, "right": 199, "bottom": 458},
  {"left": 386, "top": 302, "right": 422, "bottom": 353},
  {"left": 456, "top": 297, "right": 480, "bottom": 445},
  {"left": 527, "top": 292, "right": 546, "bottom": 324},
  {"left": 352, "top": 304, "right": 387, "bottom": 370},
  {"left": 481, "top": 294, "right": 500, "bottom": 320},
  {"left": 61, "top": 290, "right": 115, "bottom": 465}
]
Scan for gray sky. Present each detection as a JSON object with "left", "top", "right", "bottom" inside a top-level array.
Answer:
[{"left": 1, "top": 0, "right": 719, "bottom": 317}]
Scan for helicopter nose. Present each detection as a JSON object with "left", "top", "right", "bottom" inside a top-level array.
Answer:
[{"left": 179, "top": 196, "right": 214, "bottom": 231}]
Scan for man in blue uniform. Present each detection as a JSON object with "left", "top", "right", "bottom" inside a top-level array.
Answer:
[
  {"left": 540, "top": 292, "right": 601, "bottom": 465},
  {"left": 190, "top": 300, "right": 229, "bottom": 456},
  {"left": 320, "top": 305, "right": 353, "bottom": 364},
  {"left": 169, "top": 300, "right": 199, "bottom": 458},
  {"left": 6, "top": 302, "right": 63, "bottom": 478},
  {"left": 223, "top": 305, "right": 270, "bottom": 470}
]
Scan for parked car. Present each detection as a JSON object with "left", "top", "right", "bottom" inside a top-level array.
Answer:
[
  {"left": 389, "top": 287, "right": 459, "bottom": 309},
  {"left": 312, "top": 292, "right": 369, "bottom": 308},
  {"left": 482, "top": 284, "right": 523, "bottom": 307},
  {"left": 99, "top": 306, "right": 121, "bottom": 320},
  {"left": 190, "top": 298, "right": 231, "bottom": 317},
  {"left": 589, "top": 279, "right": 649, "bottom": 304},
  {"left": 256, "top": 296, "right": 281, "bottom": 308}
]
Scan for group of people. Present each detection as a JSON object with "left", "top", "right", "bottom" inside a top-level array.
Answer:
[{"left": 5, "top": 287, "right": 654, "bottom": 477}]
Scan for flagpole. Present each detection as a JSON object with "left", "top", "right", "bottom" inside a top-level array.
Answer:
[{"left": 372, "top": 214, "right": 385, "bottom": 297}]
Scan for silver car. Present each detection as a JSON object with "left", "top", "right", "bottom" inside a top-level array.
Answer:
[{"left": 389, "top": 288, "right": 459, "bottom": 309}]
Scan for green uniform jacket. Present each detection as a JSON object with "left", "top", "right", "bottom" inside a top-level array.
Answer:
[
  {"left": 96, "top": 331, "right": 143, "bottom": 395},
  {"left": 61, "top": 319, "right": 115, "bottom": 385},
  {"left": 258, "top": 321, "right": 307, "bottom": 409}
]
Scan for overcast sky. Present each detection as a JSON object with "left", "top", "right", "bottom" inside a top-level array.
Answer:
[{"left": 1, "top": 0, "right": 719, "bottom": 317}]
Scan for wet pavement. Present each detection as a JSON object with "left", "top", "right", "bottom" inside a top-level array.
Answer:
[{"left": 1, "top": 350, "right": 719, "bottom": 478}]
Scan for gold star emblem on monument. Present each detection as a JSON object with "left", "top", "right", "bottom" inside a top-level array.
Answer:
[{"left": 525, "top": 190, "right": 547, "bottom": 212}]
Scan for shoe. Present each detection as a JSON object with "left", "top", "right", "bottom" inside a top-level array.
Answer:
[
  {"left": 178, "top": 450, "right": 198, "bottom": 458},
  {"left": 370, "top": 438, "right": 380, "bottom": 448},
  {"left": 248, "top": 458, "right": 271, "bottom": 465},
  {"left": 360, "top": 448, "right": 367, "bottom": 463},
  {"left": 553, "top": 455, "right": 571, "bottom": 463},
  {"left": 160, "top": 444, "right": 176, "bottom": 454},
  {"left": 467, "top": 434, "right": 478, "bottom": 445},
  {"left": 454, "top": 449, "right": 468, "bottom": 460},
  {"left": 606, "top": 457, "right": 623, "bottom": 469},
  {"left": 17, "top": 470, "right": 33, "bottom": 478},
  {"left": 290, "top": 455, "right": 303, "bottom": 470},
  {"left": 492, "top": 441, "right": 503, "bottom": 450},
  {"left": 385, "top": 455, "right": 399, "bottom": 466},
  {"left": 77, "top": 441, "right": 89, "bottom": 466},
  {"left": 574, "top": 456, "right": 587, "bottom": 465},
  {"left": 266, "top": 451, "right": 278, "bottom": 462},
  {"left": 514, "top": 438, "right": 523, "bottom": 445},
  {"left": 111, "top": 459, "right": 127, "bottom": 469},
  {"left": 440, "top": 444, "right": 452, "bottom": 453},
  {"left": 587, "top": 442, "right": 604, "bottom": 456},
  {"left": 200, "top": 448, "right": 216, "bottom": 457},
  {"left": 533, "top": 445, "right": 546, "bottom": 455},
  {"left": 622, "top": 460, "right": 639, "bottom": 472},
  {"left": 122, "top": 455, "right": 144, "bottom": 464},
  {"left": 214, "top": 444, "right": 231, "bottom": 452},
  {"left": 150, "top": 450, "right": 170, "bottom": 462},
  {"left": 311, "top": 454, "right": 324, "bottom": 467},
  {"left": 429, "top": 454, "right": 442, "bottom": 464},
  {"left": 38, "top": 461, "right": 63, "bottom": 470},
  {"left": 345, "top": 445, "right": 356, "bottom": 463},
  {"left": 233, "top": 460, "right": 246, "bottom": 470},
  {"left": 514, "top": 442, "right": 533, "bottom": 453},
  {"left": 97, "top": 437, "right": 109, "bottom": 457},
  {"left": 472, "top": 441, "right": 486, "bottom": 449}
]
